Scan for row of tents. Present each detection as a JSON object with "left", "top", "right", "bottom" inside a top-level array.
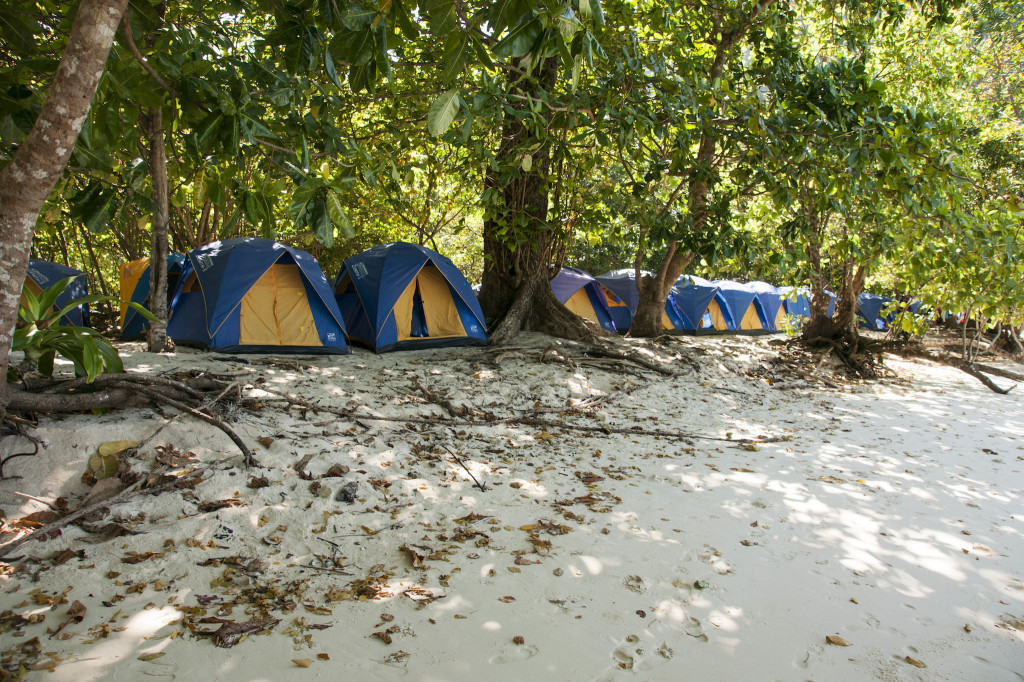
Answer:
[
  {"left": 551, "top": 268, "right": 833, "bottom": 335},
  {"left": 22, "top": 239, "right": 909, "bottom": 355}
]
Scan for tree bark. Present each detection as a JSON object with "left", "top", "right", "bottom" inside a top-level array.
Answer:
[
  {"left": 0, "top": 0, "right": 129, "bottom": 406},
  {"left": 146, "top": 106, "right": 170, "bottom": 352},
  {"left": 479, "top": 58, "right": 596, "bottom": 344}
]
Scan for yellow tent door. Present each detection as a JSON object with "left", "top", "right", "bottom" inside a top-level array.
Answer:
[
  {"left": 119, "top": 257, "right": 150, "bottom": 328},
  {"left": 238, "top": 264, "right": 320, "bottom": 346},
  {"left": 394, "top": 265, "right": 467, "bottom": 340},
  {"left": 774, "top": 306, "right": 786, "bottom": 330},
  {"left": 564, "top": 289, "right": 600, "bottom": 324},
  {"left": 739, "top": 303, "right": 764, "bottom": 331},
  {"left": 708, "top": 299, "right": 730, "bottom": 331}
]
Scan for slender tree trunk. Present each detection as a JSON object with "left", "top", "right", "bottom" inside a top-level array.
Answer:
[
  {"left": 0, "top": 0, "right": 128, "bottom": 403},
  {"left": 630, "top": 2, "right": 774, "bottom": 338},
  {"left": 146, "top": 107, "right": 170, "bottom": 351},
  {"left": 479, "top": 59, "right": 595, "bottom": 344}
]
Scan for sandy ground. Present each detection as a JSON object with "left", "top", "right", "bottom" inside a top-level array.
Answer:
[{"left": 0, "top": 333, "right": 1021, "bottom": 681}]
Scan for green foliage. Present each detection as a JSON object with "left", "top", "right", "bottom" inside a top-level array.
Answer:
[{"left": 11, "top": 278, "right": 156, "bottom": 383}]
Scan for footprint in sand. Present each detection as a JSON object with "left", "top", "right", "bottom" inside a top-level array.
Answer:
[
  {"left": 698, "top": 546, "right": 720, "bottom": 563},
  {"left": 489, "top": 645, "right": 539, "bottom": 664},
  {"left": 611, "top": 646, "right": 635, "bottom": 670},
  {"left": 684, "top": 617, "right": 708, "bottom": 642},
  {"left": 794, "top": 643, "right": 824, "bottom": 669}
]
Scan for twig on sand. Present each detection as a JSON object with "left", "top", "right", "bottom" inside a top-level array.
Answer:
[
  {"left": 441, "top": 445, "right": 487, "bottom": 492},
  {"left": 112, "top": 382, "right": 258, "bottom": 468}
]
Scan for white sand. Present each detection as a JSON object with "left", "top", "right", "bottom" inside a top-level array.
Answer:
[{"left": 0, "top": 333, "right": 1021, "bottom": 681}]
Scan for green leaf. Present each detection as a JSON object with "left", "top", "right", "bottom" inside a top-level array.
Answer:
[
  {"left": 326, "top": 191, "right": 354, "bottom": 238},
  {"left": 428, "top": 0, "right": 456, "bottom": 34},
  {"left": 342, "top": 5, "right": 377, "bottom": 31},
  {"left": 427, "top": 89, "right": 461, "bottom": 137},
  {"left": 324, "top": 49, "right": 341, "bottom": 88},
  {"left": 442, "top": 33, "right": 469, "bottom": 82},
  {"left": 493, "top": 16, "right": 543, "bottom": 59}
]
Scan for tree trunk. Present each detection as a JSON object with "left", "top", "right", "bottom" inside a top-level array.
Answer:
[
  {"left": 0, "top": 0, "right": 129, "bottom": 405},
  {"left": 630, "top": 247, "right": 694, "bottom": 337},
  {"left": 629, "top": 2, "right": 773, "bottom": 338},
  {"left": 146, "top": 107, "right": 170, "bottom": 352},
  {"left": 479, "top": 58, "right": 596, "bottom": 345}
]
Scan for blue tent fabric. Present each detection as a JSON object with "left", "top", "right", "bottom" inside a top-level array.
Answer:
[
  {"left": 168, "top": 238, "right": 348, "bottom": 354},
  {"left": 26, "top": 259, "right": 89, "bottom": 327},
  {"left": 122, "top": 254, "right": 186, "bottom": 339},
  {"left": 673, "top": 275, "right": 722, "bottom": 332},
  {"left": 712, "top": 280, "right": 766, "bottom": 333},
  {"left": 746, "top": 280, "right": 785, "bottom": 332},
  {"left": 594, "top": 269, "right": 688, "bottom": 333},
  {"left": 857, "top": 292, "right": 893, "bottom": 330},
  {"left": 549, "top": 267, "right": 617, "bottom": 333},
  {"left": 334, "top": 242, "right": 487, "bottom": 353}
]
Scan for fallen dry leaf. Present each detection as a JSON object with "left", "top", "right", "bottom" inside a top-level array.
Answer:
[
  {"left": 138, "top": 652, "right": 165, "bottom": 662},
  {"left": 826, "top": 635, "right": 852, "bottom": 646},
  {"left": 292, "top": 658, "right": 313, "bottom": 667},
  {"left": 904, "top": 656, "right": 926, "bottom": 668},
  {"left": 257, "top": 437, "right": 274, "bottom": 448}
]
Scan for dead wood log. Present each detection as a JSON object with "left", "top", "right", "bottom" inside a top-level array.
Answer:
[{"left": 0, "top": 468, "right": 207, "bottom": 560}]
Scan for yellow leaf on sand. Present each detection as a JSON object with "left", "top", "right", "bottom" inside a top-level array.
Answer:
[
  {"left": 904, "top": 656, "right": 926, "bottom": 668},
  {"left": 826, "top": 635, "right": 852, "bottom": 646},
  {"left": 138, "top": 652, "right": 165, "bottom": 662},
  {"left": 292, "top": 659, "right": 313, "bottom": 668},
  {"left": 98, "top": 440, "right": 138, "bottom": 457}
]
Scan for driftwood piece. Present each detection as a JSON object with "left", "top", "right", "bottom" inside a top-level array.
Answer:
[{"left": 0, "top": 468, "right": 207, "bottom": 560}]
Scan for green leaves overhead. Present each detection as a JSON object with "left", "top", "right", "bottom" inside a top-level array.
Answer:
[{"left": 493, "top": 14, "right": 544, "bottom": 60}]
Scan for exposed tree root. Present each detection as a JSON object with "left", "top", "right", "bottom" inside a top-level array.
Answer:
[
  {"left": 801, "top": 335, "right": 878, "bottom": 379},
  {"left": 3, "top": 372, "right": 257, "bottom": 468}
]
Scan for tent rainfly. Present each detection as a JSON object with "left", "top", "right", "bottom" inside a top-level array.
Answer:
[
  {"left": 334, "top": 242, "right": 487, "bottom": 353},
  {"left": 549, "top": 267, "right": 618, "bottom": 333},
  {"left": 119, "top": 254, "right": 186, "bottom": 339},
  {"left": 168, "top": 237, "right": 349, "bottom": 354},
  {"left": 746, "top": 280, "right": 786, "bottom": 333},
  {"left": 673, "top": 275, "right": 724, "bottom": 334},
  {"left": 712, "top": 280, "right": 771, "bottom": 334}
]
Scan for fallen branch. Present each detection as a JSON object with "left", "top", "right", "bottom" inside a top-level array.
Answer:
[
  {"left": 0, "top": 468, "right": 207, "bottom": 560},
  {"left": 112, "top": 382, "right": 258, "bottom": 467},
  {"left": 441, "top": 445, "right": 486, "bottom": 492}
]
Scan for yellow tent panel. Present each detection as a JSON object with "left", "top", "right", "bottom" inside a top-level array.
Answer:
[
  {"left": 739, "top": 303, "right": 764, "bottom": 331},
  {"left": 393, "top": 264, "right": 468, "bottom": 341},
  {"left": 239, "top": 264, "right": 320, "bottom": 346},
  {"left": 119, "top": 257, "right": 150, "bottom": 328},
  {"left": 565, "top": 289, "right": 600, "bottom": 324},
  {"left": 708, "top": 299, "right": 729, "bottom": 331}
]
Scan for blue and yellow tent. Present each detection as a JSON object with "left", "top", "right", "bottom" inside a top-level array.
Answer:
[
  {"left": 119, "top": 254, "right": 186, "bottom": 339},
  {"left": 594, "top": 269, "right": 687, "bottom": 333},
  {"left": 857, "top": 292, "right": 894, "bottom": 330},
  {"left": 550, "top": 267, "right": 617, "bottom": 333},
  {"left": 168, "top": 238, "right": 348, "bottom": 354},
  {"left": 712, "top": 280, "right": 771, "bottom": 334},
  {"left": 334, "top": 242, "right": 487, "bottom": 353},
  {"left": 674, "top": 275, "right": 724, "bottom": 333},
  {"left": 23, "top": 259, "right": 90, "bottom": 327},
  {"left": 778, "top": 286, "right": 811, "bottom": 328},
  {"left": 747, "top": 281, "right": 786, "bottom": 332}
]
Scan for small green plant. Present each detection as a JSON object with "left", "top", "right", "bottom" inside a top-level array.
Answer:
[{"left": 11, "top": 277, "right": 157, "bottom": 383}]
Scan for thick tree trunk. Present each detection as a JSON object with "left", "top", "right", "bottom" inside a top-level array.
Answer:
[
  {"left": 146, "top": 107, "right": 170, "bottom": 352},
  {"left": 630, "top": 247, "right": 694, "bottom": 337},
  {"left": 0, "top": 0, "right": 129, "bottom": 405},
  {"left": 479, "top": 59, "right": 596, "bottom": 344}
]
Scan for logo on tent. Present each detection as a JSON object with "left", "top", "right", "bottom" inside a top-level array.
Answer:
[
  {"left": 196, "top": 255, "right": 214, "bottom": 272},
  {"left": 351, "top": 262, "right": 369, "bottom": 279},
  {"left": 326, "top": 332, "right": 336, "bottom": 342},
  {"left": 30, "top": 270, "right": 48, "bottom": 284}
]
